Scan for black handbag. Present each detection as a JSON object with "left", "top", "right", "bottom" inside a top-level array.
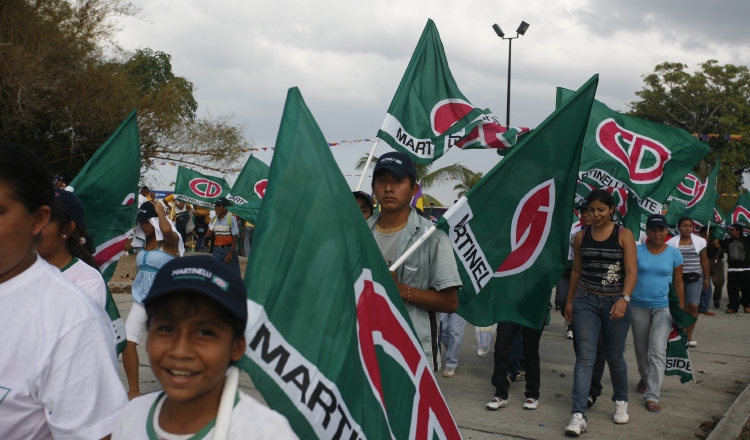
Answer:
[{"left": 683, "top": 272, "right": 701, "bottom": 283}]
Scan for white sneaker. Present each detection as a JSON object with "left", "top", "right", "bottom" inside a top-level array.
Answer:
[
  {"left": 565, "top": 413, "right": 587, "bottom": 436},
  {"left": 523, "top": 398, "right": 539, "bottom": 410},
  {"left": 613, "top": 400, "right": 629, "bottom": 424},
  {"left": 688, "top": 340, "right": 698, "bottom": 347},
  {"left": 442, "top": 366, "right": 456, "bottom": 378},
  {"left": 485, "top": 397, "right": 507, "bottom": 410},
  {"left": 566, "top": 329, "right": 574, "bottom": 339}
]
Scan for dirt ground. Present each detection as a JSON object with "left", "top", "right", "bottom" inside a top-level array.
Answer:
[{"left": 111, "top": 251, "right": 249, "bottom": 283}]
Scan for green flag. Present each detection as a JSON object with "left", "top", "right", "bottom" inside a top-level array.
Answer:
[
  {"left": 557, "top": 88, "right": 709, "bottom": 223},
  {"left": 666, "top": 284, "right": 696, "bottom": 383},
  {"left": 226, "top": 155, "right": 268, "bottom": 224},
  {"left": 173, "top": 166, "right": 231, "bottom": 208},
  {"left": 377, "top": 19, "right": 526, "bottom": 165},
  {"left": 668, "top": 158, "right": 720, "bottom": 229},
  {"left": 712, "top": 204, "right": 727, "bottom": 239},
  {"left": 238, "top": 88, "right": 461, "bottom": 439},
  {"left": 730, "top": 192, "right": 750, "bottom": 234},
  {"left": 435, "top": 75, "right": 598, "bottom": 329},
  {"left": 68, "top": 109, "right": 141, "bottom": 353}
]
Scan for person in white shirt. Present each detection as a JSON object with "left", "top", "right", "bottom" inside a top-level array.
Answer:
[
  {"left": 38, "top": 187, "right": 107, "bottom": 307},
  {"left": 112, "top": 255, "right": 297, "bottom": 439},
  {"left": 0, "top": 142, "right": 127, "bottom": 440}
]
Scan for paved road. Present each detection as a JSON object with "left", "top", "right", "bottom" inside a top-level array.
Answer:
[{"left": 113, "top": 292, "right": 750, "bottom": 439}]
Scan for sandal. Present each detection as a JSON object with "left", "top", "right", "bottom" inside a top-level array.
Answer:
[
  {"left": 636, "top": 380, "right": 648, "bottom": 394},
  {"left": 646, "top": 401, "right": 662, "bottom": 413}
]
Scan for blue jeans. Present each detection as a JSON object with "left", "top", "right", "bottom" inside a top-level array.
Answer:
[
  {"left": 571, "top": 288, "right": 632, "bottom": 416},
  {"left": 212, "top": 245, "right": 241, "bottom": 276},
  {"left": 631, "top": 306, "right": 672, "bottom": 403},
  {"left": 699, "top": 276, "right": 711, "bottom": 313},
  {"left": 684, "top": 276, "right": 703, "bottom": 306},
  {"left": 195, "top": 237, "right": 206, "bottom": 252},
  {"left": 439, "top": 313, "right": 467, "bottom": 368}
]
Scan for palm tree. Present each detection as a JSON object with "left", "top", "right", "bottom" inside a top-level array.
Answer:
[
  {"left": 355, "top": 154, "right": 472, "bottom": 207},
  {"left": 453, "top": 169, "right": 484, "bottom": 198}
]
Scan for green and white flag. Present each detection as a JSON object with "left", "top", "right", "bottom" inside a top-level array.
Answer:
[
  {"left": 730, "top": 192, "right": 750, "bottom": 234},
  {"left": 712, "top": 204, "right": 727, "bottom": 239},
  {"left": 174, "top": 166, "right": 231, "bottom": 208},
  {"left": 435, "top": 75, "right": 598, "bottom": 329},
  {"left": 377, "top": 19, "right": 527, "bottom": 165},
  {"left": 666, "top": 284, "right": 697, "bottom": 383},
  {"left": 68, "top": 109, "right": 141, "bottom": 353},
  {"left": 238, "top": 88, "right": 461, "bottom": 439},
  {"left": 557, "top": 87, "right": 709, "bottom": 221},
  {"left": 668, "top": 158, "right": 720, "bottom": 229},
  {"left": 226, "top": 155, "right": 269, "bottom": 224}
]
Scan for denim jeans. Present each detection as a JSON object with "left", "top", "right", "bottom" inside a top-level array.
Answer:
[
  {"left": 571, "top": 288, "right": 631, "bottom": 416},
  {"left": 631, "top": 306, "right": 672, "bottom": 403},
  {"left": 195, "top": 237, "right": 206, "bottom": 252},
  {"left": 212, "top": 245, "right": 241, "bottom": 276},
  {"left": 491, "top": 321, "right": 542, "bottom": 400},
  {"left": 684, "top": 276, "right": 703, "bottom": 306},
  {"left": 439, "top": 313, "right": 467, "bottom": 368},
  {"left": 700, "top": 279, "right": 711, "bottom": 313},
  {"left": 572, "top": 329, "right": 606, "bottom": 399},
  {"left": 507, "top": 329, "right": 526, "bottom": 380}
]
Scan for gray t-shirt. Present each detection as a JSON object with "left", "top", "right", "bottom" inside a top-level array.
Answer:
[{"left": 373, "top": 227, "right": 403, "bottom": 267}]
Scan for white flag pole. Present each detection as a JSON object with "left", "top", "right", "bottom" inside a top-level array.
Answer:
[
  {"left": 356, "top": 139, "right": 381, "bottom": 191},
  {"left": 214, "top": 366, "right": 240, "bottom": 440},
  {"left": 388, "top": 197, "right": 468, "bottom": 272}
]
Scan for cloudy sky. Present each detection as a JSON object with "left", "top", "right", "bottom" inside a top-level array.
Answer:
[{"left": 116, "top": 0, "right": 750, "bottom": 203}]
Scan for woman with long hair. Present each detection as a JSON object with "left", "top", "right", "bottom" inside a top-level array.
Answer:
[
  {"left": 667, "top": 217, "right": 709, "bottom": 346},
  {"left": 0, "top": 142, "right": 126, "bottom": 438},
  {"left": 564, "top": 189, "right": 637, "bottom": 436},
  {"left": 121, "top": 200, "right": 182, "bottom": 399},
  {"left": 38, "top": 188, "right": 106, "bottom": 307},
  {"left": 632, "top": 214, "right": 685, "bottom": 412}
]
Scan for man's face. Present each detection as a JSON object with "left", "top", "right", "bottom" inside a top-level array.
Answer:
[
  {"left": 372, "top": 170, "right": 416, "bottom": 214},
  {"left": 729, "top": 227, "right": 742, "bottom": 239},
  {"left": 355, "top": 197, "right": 372, "bottom": 220},
  {"left": 214, "top": 204, "right": 227, "bottom": 216}
]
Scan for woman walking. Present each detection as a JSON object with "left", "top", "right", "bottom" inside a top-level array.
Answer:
[
  {"left": 632, "top": 214, "right": 685, "bottom": 412},
  {"left": 122, "top": 200, "right": 182, "bottom": 399},
  {"left": 564, "top": 189, "right": 637, "bottom": 436},
  {"left": 667, "top": 217, "right": 709, "bottom": 346}
]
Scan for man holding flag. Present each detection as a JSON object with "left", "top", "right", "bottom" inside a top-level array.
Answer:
[{"left": 366, "top": 152, "right": 462, "bottom": 372}]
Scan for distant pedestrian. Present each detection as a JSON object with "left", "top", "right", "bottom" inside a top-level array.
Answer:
[
  {"left": 667, "top": 217, "right": 709, "bottom": 346},
  {"left": 721, "top": 223, "right": 750, "bottom": 313},
  {"left": 208, "top": 197, "right": 241, "bottom": 275},
  {"left": 353, "top": 190, "right": 374, "bottom": 220}
]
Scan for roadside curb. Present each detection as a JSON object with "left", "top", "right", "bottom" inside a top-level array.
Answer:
[{"left": 707, "top": 381, "right": 750, "bottom": 439}]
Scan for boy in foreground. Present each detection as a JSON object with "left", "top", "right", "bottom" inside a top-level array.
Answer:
[{"left": 112, "top": 255, "right": 296, "bottom": 439}]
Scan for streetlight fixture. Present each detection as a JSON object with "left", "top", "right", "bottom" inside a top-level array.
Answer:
[{"left": 492, "top": 21, "right": 529, "bottom": 128}]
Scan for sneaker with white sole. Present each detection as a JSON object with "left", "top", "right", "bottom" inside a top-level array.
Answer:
[
  {"left": 613, "top": 400, "right": 629, "bottom": 424},
  {"left": 523, "top": 398, "right": 539, "bottom": 410},
  {"left": 687, "top": 340, "right": 697, "bottom": 347},
  {"left": 442, "top": 366, "right": 456, "bottom": 378},
  {"left": 485, "top": 397, "right": 507, "bottom": 410},
  {"left": 565, "top": 413, "right": 587, "bottom": 436}
]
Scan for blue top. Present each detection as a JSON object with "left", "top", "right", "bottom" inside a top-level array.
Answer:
[
  {"left": 132, "top": 247, "right": 175, "bottom": 304},
  {"left": 632, "top": 244, "right": 683, "bottom": 308}
]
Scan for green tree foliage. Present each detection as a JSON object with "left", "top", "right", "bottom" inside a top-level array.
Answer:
[
  {"left": 0, "top": 0, "right": 249, "bottom": 181},
  {"left": 453, "top": 169, "right": 484, "bottom": 198},
  {"left": 629, "top": 60, "right": 750, "bottom": 212}
]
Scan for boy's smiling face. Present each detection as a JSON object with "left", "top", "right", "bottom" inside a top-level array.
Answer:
[{"left": 147, "top": 294, "right": 245, "bottom": 406}]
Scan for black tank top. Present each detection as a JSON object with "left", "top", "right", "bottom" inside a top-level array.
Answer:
[{"left": 578, "top": 224, "right": 625, "bottom": 294}]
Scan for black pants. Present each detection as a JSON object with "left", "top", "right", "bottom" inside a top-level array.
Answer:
[
  {"left": 491, "top": 322, "right": 541, "bottom": 400},
  {"left": 175, "top": 213, "right": 189, "bottom": 244},
  {"left": 727, "top": 270, "right": 750, "bottom": 311}
]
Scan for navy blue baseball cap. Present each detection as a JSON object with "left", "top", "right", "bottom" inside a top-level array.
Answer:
[
  {"left": 53, "top": 188, "right": 85, "bottom": 231},
  {"left": 136, "top": 201, "right": 158, "bottom": 223},
  {"left": 214, "top": 197, "right": 233, "bottom": 207},
  {"left": 145, "top": 255, "right": 247, "bottom": 326},
  {"left": 373, "top": 152, "right": 417, "bottom": 180},
  {"left": 646, "top": 214, "right": 669, "bottom": 229}
]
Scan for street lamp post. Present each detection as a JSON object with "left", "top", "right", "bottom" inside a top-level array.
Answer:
[{"left": 492, "top": 21, "right": 529, "bottom": 128}]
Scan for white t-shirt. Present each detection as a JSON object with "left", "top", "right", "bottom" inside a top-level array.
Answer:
[
  {"left": 62, "top": 257, "right": 107, "bottom": 308},
  {"left": 0, "top": 255, "right": 127, "bottom": 440},
  {"left": 112, "top": 390, "right": 298, "bottom": 440}
]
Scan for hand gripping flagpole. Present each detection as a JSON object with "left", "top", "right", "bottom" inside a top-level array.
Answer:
[
  {"left": 355, "top": 139, "right": 380, "bottom": 191},
  {"left": 214, "top": 365, "right": 240, "bottom": 440},
  {"left": 388, "top": 197, "right": 467, "bottom": 271}
]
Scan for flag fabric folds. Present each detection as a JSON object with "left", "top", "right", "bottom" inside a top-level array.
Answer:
[
  {"left": 68, "top": 109, "right": 141, "bottom": 353},
  {"left": 238, "top": 87, "right": 461, "bottom": 439},
  {"left": 666, "top": 284, "right": 697, "bottom": 383},
  {"left": 730, "top": 192, "right": 750, "bottom": 235},
  {"left": 667, "top": 158, "right": 720, "bottom": 229},
  {"left": 556, "top": 87, "right": 709, "bottom": 225},
  {"left": 434, "top": 75, "right": 599, "bottom": 329},
  {"left": 173, "top": 166, "right": 231, "bottom": 208},
  {"left": 227, "top": 155, "right": 269, "bottom": 224},
  {"left": 377, "top": 19, "right": 527, "bottom": 165}
]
